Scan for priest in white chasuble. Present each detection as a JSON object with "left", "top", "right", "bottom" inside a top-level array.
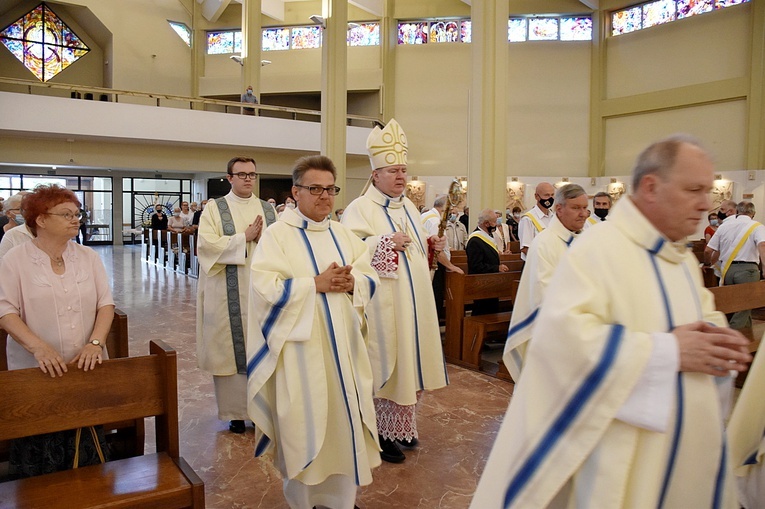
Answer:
[
  {"left": 503, "top": 183, "right": 588, "bottom": 381},
  {"left": 246, "top": 155, "right": 381, "bottom": 509},
  {"left": 471, "top": 135, "right": 751, "bottom": 509},
  {"left": 196, "top": 156, "right": 276, "bottom": 434},
  {"left": 341, "top": 119, "right": 448, "bottom": 464}
]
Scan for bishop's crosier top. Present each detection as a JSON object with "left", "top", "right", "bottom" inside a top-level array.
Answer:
[{"left": 366, "top": 118, "right": 408, "bottom": 170}]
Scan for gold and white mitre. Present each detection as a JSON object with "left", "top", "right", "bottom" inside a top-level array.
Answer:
[{"left": 367, "top": 118, "right": 408, "bottom": 170}]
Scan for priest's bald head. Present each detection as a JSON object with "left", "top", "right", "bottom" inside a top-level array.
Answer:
[{"left": 631, "top": 134, "right": 714, "bottom": 242}]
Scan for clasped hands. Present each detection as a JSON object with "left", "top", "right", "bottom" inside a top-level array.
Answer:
[
  {"left": 315, "top": 262, "right": 355, "bottom": 293},
  {"left": 34, "top": 341, "right": 103, "bottom": 378},
  {"left": 674, "top": 321, "right": 752, "bottom": 376}
]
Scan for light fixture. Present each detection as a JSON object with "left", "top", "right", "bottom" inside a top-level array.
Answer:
[
  {"left": 261, "top": 60, "right": 272, "bottom": 66},
  {"left": 348, "top": 22, "right": 360, "bottom": 29},
  {"left": 511, "top": 176, "right": 518, "bottom": 182},
  {"left": 309, "top": 14, "right": 326, "bottom": 28},
  {"left": 714, "top": 174, "right": 723, "bottom": 181},
  {"left": 230, "top": 55, "right": 243, "bottom": 65}
]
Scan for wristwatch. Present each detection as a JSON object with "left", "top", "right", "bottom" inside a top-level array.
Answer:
[{"left": 89, "top": 339, "right": 103, "bottom": 348}]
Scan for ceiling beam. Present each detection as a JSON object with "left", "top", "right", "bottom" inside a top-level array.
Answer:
[{"left": 349, "top": 0, "right": 383, "bottom": 17}]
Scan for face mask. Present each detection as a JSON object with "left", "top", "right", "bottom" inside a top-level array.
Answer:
[
  {"left": 448, "top": 214, "right": 456, "bottom": 222},
  {"left": 593, "top": 208, "right": 609, "bottom": 220},
  {"left": 246, "top": 90, "right": 253, "bottom": 95},
  {"left": 717, "top": 211, "right": 727, "bottom": 221},
  {"left": 174, "top": 213, "right": 181, "bottom": 218},
  {"left": 505, "top": 209, "right": 511, "bottom": 216},
  {"left": 513, "top": 213, "right": 521, "bottom": 220},
  {"left": 539, "top": 197, "right": 554, "bottom": 209},
  {"left": 487, "top": 225, "right": 496, "bottom": 236},
  {"left": 337, "top": 214, "right": 343, "bottom": 221},
  {"left": 710, "top": 219, "right": 719, "bottom": 226},
  {"left": 496, "top": 217, "right": 503, "bottom": 225},
  {"left": 14, "top": 214, "right": 24, "bottom": 225},
  {"left": 286, "top": 203, "right": 296, "bottom": 209}
]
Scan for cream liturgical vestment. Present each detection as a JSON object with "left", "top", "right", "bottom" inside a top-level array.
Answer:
[
  {"left": 503, "top": 214, "right": 576, "bottom": 381},
  {"left": 471, "top": 197, "right": 736, "bottom": 509},
  {"left": 342, "top": 184, "right": 448, "bottom": 404},
  {"left": 246, "top": 207, "right": 381, "bottom": 491},
  {"left": 197, "top": 191, "right": 270, "bottom": 375}
]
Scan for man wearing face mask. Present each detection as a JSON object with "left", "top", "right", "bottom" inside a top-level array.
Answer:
[
  {"left": 492, "top": 210, "right": 513, "bottom": 254},
  {"left": 506, "top": 207, "right": 521, "bottom": 243},
  {"left": 586, "top": 192, "right": 612, "bottom": 227},
  {"left": 445, "top": 207, "right": 467, "bottom": 250},
  {"left": 466, "top": 208, "right": 509, "bottom": 316},
  {"left": 0, "top": 192, "right": 33, "bottom": 262},
  {"left": 518, "top": 182, "right": 555, "bottom": 260},
  {"left": 241, "top": 85, "right": 258, "bottom": 115}
]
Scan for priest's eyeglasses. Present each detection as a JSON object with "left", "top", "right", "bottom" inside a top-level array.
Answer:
[
  {"left": 295, "top": 185, "right": 341, "bottom": 196},
  {"left": 45, "top": 211, "right": 83, "bottom": 221},
  {"left": 229, "top": 172, "right": 258, "bottom": 180}
]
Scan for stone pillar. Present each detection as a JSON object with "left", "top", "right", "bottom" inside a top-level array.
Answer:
[{"left": 242, "top": 0, "right": 263, "bottom": 103}]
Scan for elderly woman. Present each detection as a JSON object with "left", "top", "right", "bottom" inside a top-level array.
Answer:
[
  {"left": 0, "top": 184, "right": 115, "bottom": 479},
  {"left": 167, "top": 206, "right": 186, "bottom": 233},
  {"left": 0, "top": 191, "right": 33, "bottom": 261}
]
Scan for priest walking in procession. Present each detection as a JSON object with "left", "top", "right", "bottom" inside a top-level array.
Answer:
[
  {"left": 341, "top": 119, "right": 449, "bottom": 464},
  {"left": 246, "top": 155, "right": 381, "bottom": 509}
]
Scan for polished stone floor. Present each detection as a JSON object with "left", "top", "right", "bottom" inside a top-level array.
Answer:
[{"left": 97, "top": 245, "right": 513, "bottom": 509}]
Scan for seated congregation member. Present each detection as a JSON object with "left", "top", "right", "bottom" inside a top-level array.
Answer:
[
  {"left": 0, "top": 191, "right": 32, "bottom": 262},
  {"left": 470, "top": 134, "right": 750, "bottom": 508},
  {"left": 0, "top": 184, "right": 115, "bottom": 479},
  {"left": 180, "top": 201, "right": 194, "bottom": 227},
  {"left": 167, "top": 207, "right": 186, "bottom": 233},
  {"left": 445, "top": 207, "right": 467, "bottom": 251},
  {"left": 465, "top": 208, "right": 508, "bottom": 316},
  {"left": 503, "top": 184, "right": 588, "bottom": 380},
  {"left": 150, "top": 204, "right": 168, "bottom": 230},
  {"left": 247, "top": 155, "right": 381, "bottom": 509}
]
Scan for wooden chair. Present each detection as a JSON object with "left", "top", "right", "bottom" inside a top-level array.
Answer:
[{"left": 0, "top": 340, "right": 205, "bottom": 508}]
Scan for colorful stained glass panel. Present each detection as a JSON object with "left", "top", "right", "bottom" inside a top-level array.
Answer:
[
  {"left": 234, "top": 31, "right": 242, "bottom": 53},
  {"left": 168, "top": 21, "right": 191, "bottom": 46},
  {"left": 461, "top": 20, "right": 471, "bottom": 43},
  {"left": 291, "top": 26, "right": 321, "bottom": 49},
  {"left": 560, "top": 17, "right": 592, "bottom": 40},
  {"left": 262, "top": 28, "right": 290, "bottom": 51},
  {"left": 611, "top": 6, "right": 642, "bottom": 35},
  {"left": 508, "top": 19, "right": 527, "bottom": 42},
  {"left": 348, "top": 23, "right": 379, "bottom": 46},
  {"left": 429, "top": 20, "right": 460, "bottom": 43},
  {"left": 643, "top": 0, "right": 676, "bottom": 28},
  {"left": 529, "top": 18, "right": 559, "bottom": 41},
  {"left": 715, "top": 0, "right": 749, "bottom": 7},
  {"left": 0, "top": 3, "right": 90, "bottom": 82},
  {"left": 207, "top": 31, "right": 233, "bottom": 54},
  {"left": 398, "top": 22, "right": 427, "bottom": 45}
]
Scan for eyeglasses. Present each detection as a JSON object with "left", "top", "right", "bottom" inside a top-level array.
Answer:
[
  {"left": 295, "top": 185, "right": 341, "bottom": 196},
  {"left": 229, "top": 172, "right": 258, "bottom": 180},
  {"left": 46, "top": 211, "right": 83, "bottom": 221}
]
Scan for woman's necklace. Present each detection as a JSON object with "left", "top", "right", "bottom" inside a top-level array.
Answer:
[{"left": 34, "top": 240, "right": 65, "bottom": 267}]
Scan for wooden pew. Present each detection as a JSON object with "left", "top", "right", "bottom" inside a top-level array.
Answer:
[
  {"left": 444, "top": 271, "right": 520, "bottom": 369},
  {"left": 0, "top": 309, "right": 144, "bottom": 462},
  {"left": 0, "top": 340, "right": 205, "bottom": 508}
]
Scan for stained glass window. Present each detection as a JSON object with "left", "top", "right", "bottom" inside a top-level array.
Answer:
[
  {"left": 676, "top": 0, "right": 713, "bottom": 18},
  {"left": 207, "top": 31, "right": 234, "bottom": 54},
  {"left": 643, "top": 0, "right": 676, "bottom": 27},
  {"left": 262, "top": 28, "right": 290, "bottom": 51},
  {"left": 560, "top": 17, "right": 592, "bottom": 40},
  {"left": 0, "top": 3, "right": 90, "bottom": 82},
  {"left": 429, "top": 20, "right": 460, "bottom": 43},
  {"left": 461, "top": 20, "right": 472, "bottom": 43},
  {"left": 508, "top": 19, "right": 527, "bottom": 42},
  {"left": 715, "top": 0, "right": 749, "bottom": 7},
  {"left": 291, "top": 26, "right": 321, "bottom": 49},
  {"left": 398, "top": 22, "right": 428, "bottom": 45},
  {"left": 348, "top": 23, "right": 379, "bottom": 46},
  {"left": 234, "top": 31, "right": 242, "bottom": 53},
  {"left": 529, "top": 18, "right": 559, "bottom": 41},
  {"left": 612, "top": 6, "right": 643, "bottom": 35},
  {"left": 168, "top": 21, "right": 191, "bottom": 47}
]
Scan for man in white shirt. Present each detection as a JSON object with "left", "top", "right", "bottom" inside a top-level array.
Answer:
[
  {"left": 705, "top": 201, "right": 765, "bottom": 329},
  {"left": 517, "top": 182, "right": 554, "bottom": 260}
]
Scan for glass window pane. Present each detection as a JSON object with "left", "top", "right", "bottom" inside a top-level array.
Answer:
[
  {"left": 80, "top": 176, "right": 112, "bottom": 191},
  {"left": 123, "top": 178, "right": 132, "bottom": 191},
  {"left": 508, "top": 19, "right": 527, "bottom": 42},
  {"left": 461, "top": 20, "right": 471, "bottom": 43},
  {"left": 715, "top": 0, "right": 750, "bottom": 7},
  {"left": 262, "top": 28, "right": 290, "bottom": 51},
  {"left": 133, "top": 178, "right": 181, "bottom": 192},
  {"left": 207, "top": 31, "right": 234, "bottom": 54},
  {"left": 611, "top": 6, "right": 642, "bottom": 35},
  {"left": 291, "top": 26, "right": 322, "bottom": 49},
  {"left": 234, "top": 31, "right": 242, "bottom": 53},
  {"left": 398, "top": 22, "right": 428, "bottom": 45},
  {"left": 429, "top": 20, "right": 460, "bottom": 43},
  {"left": 22, "top": 176, "right": 70, "bottom": 190},
  {"left": 182, "top": 180, "right": 190, "bottom": 192},
  {"left": 677, "top": 0, "right": 714, "bottom": 18},
  {"left": 347, "top": 23, "right": 379, "bottom": 46},
  {"left": 560, "top": 17, "right": 592, "bottom": 41},
  {"left": 82, "top": 191, "right": 113, "bottom": 242},
  {"left": 643, "top": 0, "right": 676, "bottom": 28},
  {"left": 168, "top": 21, "right": 191, "bottom": 46},
  {"left": 528, "top": 18, "right": 559, "bottom": 41}
]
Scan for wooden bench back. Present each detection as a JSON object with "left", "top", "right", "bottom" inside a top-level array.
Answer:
[
  {"left": 0, "top": 340, "right": 179, "bottom": 457},
  {"left": 709, "top": 280, "right": 765, "bottom": 314}
]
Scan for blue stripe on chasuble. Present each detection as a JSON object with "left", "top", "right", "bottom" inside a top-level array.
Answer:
[
  {"left": 247, "top": 279, "right": 294, "bottom": 376},
  {"left": 506, "top": 308, "right": 539, "bottom": 338},
  {"left": 299, "top": 229, "right": 362, "bottom": 485},
  {"left": 328, "top": 227, "right": 347, "bottom": 266},
  {"left": 712, "top": 438, "right": 727, "bottom": 509},
  {"left": 502, "top": 324, "right": 625, "bottom": 508}
]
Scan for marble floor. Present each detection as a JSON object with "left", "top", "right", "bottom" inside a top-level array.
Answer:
[{"left": 97, "top": 245, "right": 513, "bottom": 509}]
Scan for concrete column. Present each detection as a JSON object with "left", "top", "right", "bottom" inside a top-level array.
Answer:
[
  {"left": 242, "top": 0, "right": 263, "bottom": 102},
  {"left": 321, "top": 0, "right": 348, "bottom": 204},
  {"left": 191, "top": 1, "right": 205, "bottom": 109},
  {"left": 467, "top": 0, "right": 509, "bottom": 230},
  {"left": 747, "top": 0, "right": 765, "bottom": 170},
  {"left": 380, "top": 0, "right": 396, "bottom": 122}
]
